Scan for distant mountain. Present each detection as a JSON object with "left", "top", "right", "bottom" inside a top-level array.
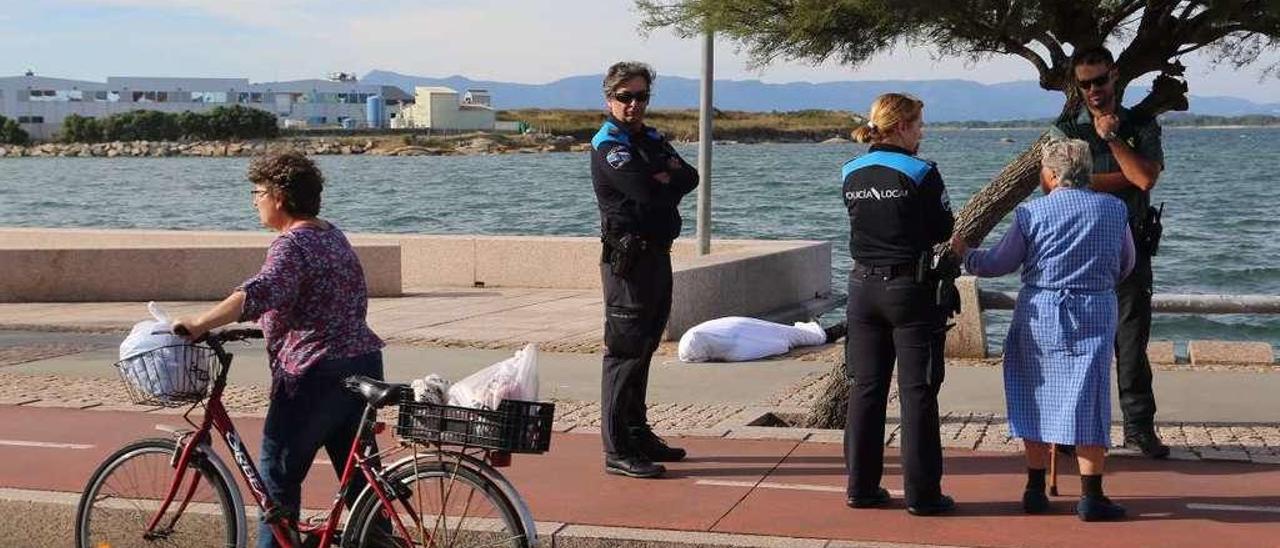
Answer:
[{"left": 363, "top": 70, "right": 1280, "bottom": 122}]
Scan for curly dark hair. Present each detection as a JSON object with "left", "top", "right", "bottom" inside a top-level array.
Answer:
[{"left": 247, "top": 150, "right": 323, "bottom": 217}]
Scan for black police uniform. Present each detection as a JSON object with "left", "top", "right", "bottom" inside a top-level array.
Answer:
[
  {"left": 1051, "top": 107, "right": 1165, "bottom": 445},
  {"left": 841, "top": 144, "right": 954, "bottom": 508},
  {"left": 591, "top": 116, "right": 698, "bottom": 462}
]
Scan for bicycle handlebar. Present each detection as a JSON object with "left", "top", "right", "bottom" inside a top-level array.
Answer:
[{"left": 171, "top": 325, "right": 263, "bottom": 346}]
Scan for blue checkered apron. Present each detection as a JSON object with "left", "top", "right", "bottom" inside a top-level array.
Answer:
[{"left": 1003, "top": 189, "right": 1129, "bottom": 447}]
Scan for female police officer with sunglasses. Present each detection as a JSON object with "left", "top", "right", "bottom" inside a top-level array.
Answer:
[{"left": 841, "top": 93, "right": 955, "bottom": 515}]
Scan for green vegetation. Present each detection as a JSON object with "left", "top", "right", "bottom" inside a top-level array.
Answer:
[
  {"left": 0, "top": 115, "right": 30, "bottom": 145},
  {"left": 58, "top": 105, "right": 280, "bottom": 143},
  {"left": 497, "top": 109, "right": 864, "bottom": 142}
]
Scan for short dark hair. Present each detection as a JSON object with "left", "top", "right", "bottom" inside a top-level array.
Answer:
[
  {"left": 247, "top": 150, "right": 323, "bottom": 217},
  {"left": 603, "top": 61, "right": 655, "bottom": 97},
  {"left": 1071, "top": 46, "right": 1115, "bottom": 69}
]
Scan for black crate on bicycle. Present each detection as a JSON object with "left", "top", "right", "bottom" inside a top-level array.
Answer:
[{"left": 395, "top": 392, "right": 555, "bottom": 454}]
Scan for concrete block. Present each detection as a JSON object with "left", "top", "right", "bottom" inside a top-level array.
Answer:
[
  {"left": 474, "top": 236, "right": 600, "bottom": 289},
  {"left": 1188, "top": 340, "right": 1274, "bottom": 365},
  {"left": 944, "top": 276, "right": 986, "bottom": 358},
  {"left": 385, "top": 235, "right": 474, "bottom": 289},
  {"left": 0, "top": 244, "right": 400, "bottom": 301},
  {"left": 668, "top": 241, "right": 831, "bottom": 340},
  {"left": 1147, "top": 340, "right": 1176, "bottom": 364}
]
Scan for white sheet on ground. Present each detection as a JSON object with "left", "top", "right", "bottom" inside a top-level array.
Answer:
[{"left": 677, "top": 316, "right": 827, "bottom": 363}]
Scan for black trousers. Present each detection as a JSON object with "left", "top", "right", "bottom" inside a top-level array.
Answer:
[
  {"left": 600, "top": 249, "right": 672, "bottom": 456},
  {"left": 844, "top": 268, "right": 946, "bottom": 505},
  {"left": 1115, "top": 250, "right": 1157, "bottom": 432}
]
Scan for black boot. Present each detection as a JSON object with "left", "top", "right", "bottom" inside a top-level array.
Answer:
[
  {"left": 631, "top": 426, "right": 687, "bottom": 462},
  {"left": 604, "top": 454, "right": 665, "bottom": 478},
  {"left": 846, "top": 487, "right": 891, "bottom": 509},
  {"left": 1124, "top": 426, "right": 1170, "bottom": 459},
  {"left": 1077, "top": 474, "right": 1126, "bottom": 521},
  {"left": 907, "top": 494, "right": 956, "bottom": 516},
  {"left": 1022, "top": 468, "right": 1050, "bottom": 514}
]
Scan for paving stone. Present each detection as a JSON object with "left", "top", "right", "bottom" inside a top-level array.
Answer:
[
  {"left": 0, "top": 397, "right": 40, "bottom": 406},
  {"left": 806, "top": 430, "right": 844, "bottom": 444},
  {"left": 1197, "top": 449, "right": 1251, "bottom": 462},
  {"left": 726, "top": 426, "right": 808, "bottom": 441},
  {"left": 1249, "top": 454, "right": 1280, "bottom": 465}
]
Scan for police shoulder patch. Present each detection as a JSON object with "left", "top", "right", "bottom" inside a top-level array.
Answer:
[{"left": 605, "top": 146, "right": 633, "bottom": 169}]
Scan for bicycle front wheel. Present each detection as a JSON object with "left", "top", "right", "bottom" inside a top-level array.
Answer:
[
  {"left": 346, "top": 458, "right": 529, "bottom": 548},
  {"left": 75, "top": 438, "right": 240, "bottom": 548}
]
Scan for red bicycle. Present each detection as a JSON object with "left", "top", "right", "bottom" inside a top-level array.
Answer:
[{"left": 74, "top": 328, "right": 553, "bottom": 547}]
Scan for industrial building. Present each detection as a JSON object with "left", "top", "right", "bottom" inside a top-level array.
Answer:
[
  {"left": 395, "top": 86, "right": 496, "bottom": 131},
  {"left": 0, "top": 72, "right": 419, "bottom": 140}
]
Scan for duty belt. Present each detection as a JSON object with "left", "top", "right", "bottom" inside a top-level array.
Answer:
[{"left": 852, "top": 262, "right": 914, "bottom": 279}]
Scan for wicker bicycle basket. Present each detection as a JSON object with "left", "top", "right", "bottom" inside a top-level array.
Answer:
[
  {"left": 113, "top": 344, "right": 219, "bottom": 407},
  {"left": 395, "top": 391, "right": 555, "bottom": 454}
]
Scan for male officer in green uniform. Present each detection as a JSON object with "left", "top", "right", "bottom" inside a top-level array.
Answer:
[{"left": 1050, "top": 46, "right": 1169, "bottom": 458}]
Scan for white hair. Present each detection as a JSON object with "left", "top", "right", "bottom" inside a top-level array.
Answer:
[{"left": 1040, "top": 138, "right": 1093, "bottom": 188}]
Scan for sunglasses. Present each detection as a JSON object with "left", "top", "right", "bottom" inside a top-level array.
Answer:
[
  {"left": 1076, "top": 72, "right": 1113, "bottom": 90},
  {"left": 611, "top": 91, "right": 652, "bottom": 104}
]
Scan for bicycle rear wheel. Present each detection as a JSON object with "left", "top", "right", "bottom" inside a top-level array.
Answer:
[
  {"left": 75, "top": 438, "right": 240, "bottom": 548},
  {"left": 345, "top": 458, "right": 529, "bottom": 548}
]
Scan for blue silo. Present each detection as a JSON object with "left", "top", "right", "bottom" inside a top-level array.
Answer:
[{"left": 366, "top": 95, "right": 385, "bottom": 129}]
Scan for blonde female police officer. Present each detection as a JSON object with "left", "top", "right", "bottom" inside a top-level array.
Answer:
[
  {"left": 591, "top": 62, "right": 698, "bottom": 479},
  {"left": 842, "top": 93, "right": 955, "bottom": 515}
]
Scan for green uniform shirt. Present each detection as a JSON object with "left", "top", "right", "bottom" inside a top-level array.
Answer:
[{"left": 1049, "top": 106, "right": 1163, "bottom": 221}]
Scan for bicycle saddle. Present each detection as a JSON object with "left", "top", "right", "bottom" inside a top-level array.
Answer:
[{"left": 344, "top": 375, "right": 406, "bottom": 408}]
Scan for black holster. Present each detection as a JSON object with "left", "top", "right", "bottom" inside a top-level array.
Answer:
[
  {"left": 601, "top": 233, "right": 642, "bottom": 277},
  {"left": 928, "top": 250, "right": 963, "bottom": 318},
  {"left": 1134, "top": 203, "right": 1164, "bottom": 256}
]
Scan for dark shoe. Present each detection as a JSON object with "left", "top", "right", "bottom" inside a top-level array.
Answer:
[
  {"left": 907, "top": 494, "right": 955, "bottom": 516},
  {"left": 1124, "top": 429, "right": 1170, "bottom": 459},
  {"left": 846, "top": 487, "right": 891, "bottom": 509},
  {"left": 823, "top": 322, "right": 848, "bottom": 343},
  {"left": 1022, "top": 489, "right": 1050, "bottom": 514},
  {"left": 1077, "top": 495, "right": 1126, "bottom": 522},
  {"left": 604, "top": 454, "right": 665, "bottom": 478},
  {"left": 631, "top": 426, "right": 687, "bottom": 462}
]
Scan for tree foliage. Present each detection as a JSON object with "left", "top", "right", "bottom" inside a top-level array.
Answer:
[
  {"left": 58, "top": 106, "right": 281, "bottom": 143},
  {"left": 638, "top": 1, "right": 1280, "bottom": 115},
  {"left": 60, "top": 114, "right": 104, "bottom": 143},
  {"left": 0, "top": 115, "right": 30, "bottom": 145}
]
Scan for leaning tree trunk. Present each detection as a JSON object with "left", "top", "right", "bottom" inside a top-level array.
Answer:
[
  {"left": 802, "top": 71, "right": 1191, "bottom": 430},
  {"left": 801, "top": 134, "right": 1050, "bottom": 429}
]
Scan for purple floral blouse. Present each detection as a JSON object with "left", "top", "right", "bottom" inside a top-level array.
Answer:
[{"left": 238, "top": 224, "right": 383, "bottom": 394}]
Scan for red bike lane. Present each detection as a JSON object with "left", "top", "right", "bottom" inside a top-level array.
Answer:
[{"left": 2, "top": 404, "right": 1278, "bottom": 547}]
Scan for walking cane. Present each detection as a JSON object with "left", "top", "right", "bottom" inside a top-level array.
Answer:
[{"left": 1048, "top": 443, "right": 1059, "bottom": 496}]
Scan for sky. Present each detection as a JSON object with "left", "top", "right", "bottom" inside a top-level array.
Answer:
[{"left": 4, "top": 0, "right": 1279, "bottom": 102}]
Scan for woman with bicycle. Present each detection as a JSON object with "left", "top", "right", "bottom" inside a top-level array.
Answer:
[{"left": 174, "top": 150, "right": 385, "bottom": 547}]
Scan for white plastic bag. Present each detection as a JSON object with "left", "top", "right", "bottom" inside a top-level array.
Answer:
[
  {"left": 447, "top": 344, "right": 539, "bottom": 409},
  {"left": 117, "top": 302, "right": 196, "bottom": 398},
  {"left": 411, "top": 374, "right": 452, "bottom": 405},
  {"left": 677, "top": 316, "right": 828, "bottom": 362}
]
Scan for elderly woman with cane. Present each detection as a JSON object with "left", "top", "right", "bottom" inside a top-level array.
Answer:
[{"left": 951, "top": 138, "right": 1134, "bottom": 522}]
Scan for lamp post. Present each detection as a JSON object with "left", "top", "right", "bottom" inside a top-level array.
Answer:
[{"left": 695, "top": 30, "right": 714, "bottom": 255}]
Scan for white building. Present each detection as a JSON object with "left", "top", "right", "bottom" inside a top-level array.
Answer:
[
  {"left": 399, "top": 86, "right": 496, "bottom": 131},
  {"left": 0, "top": 73, "right": 412, "bottom": 140}
]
